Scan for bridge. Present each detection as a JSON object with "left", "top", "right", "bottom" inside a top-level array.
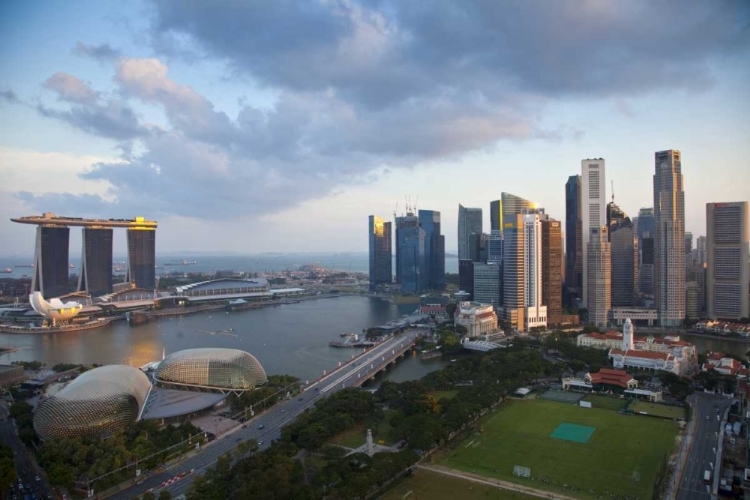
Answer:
[{"left": 106, "top": 330, "right": 422, "bottom": 500}]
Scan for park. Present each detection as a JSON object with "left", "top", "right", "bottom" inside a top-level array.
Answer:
[{"left": 438, "top": 398, "right": 679, "bottom": 500}]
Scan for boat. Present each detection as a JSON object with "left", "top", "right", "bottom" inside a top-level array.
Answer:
[
  {"left": 2, "top": 268, "right": 11, "bottom": 273},
  {"left": 164, "top": 259, "right": 198, "bottom": 266},
  {"left": 69, "top": 263, "right": 76, "bottom": 268},
  {"left": 15, "top": 264, "right": 33, "bottom": 268}
]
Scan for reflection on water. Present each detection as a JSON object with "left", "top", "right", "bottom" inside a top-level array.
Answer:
[{"left": 0, "top": 296, "right": 448, "bottom": 382}]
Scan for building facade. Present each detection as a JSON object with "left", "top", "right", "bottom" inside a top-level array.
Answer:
[
  {"left": 78, "top": 228, "right": 114, "bottom": 297},
  {"left": 419, "top": 210, "right": 446, "bottom": 291},
  {"left": 458, "top": 204, "right": 483, "bottom": 260},
  {"left": 541, "top": 218, "right": 562, "bottom": 326},
  {"left": 395, "top": 211, "right": 420, "bottom": 289},
  {"left": 653, "top": 150, "right": 685, "bottom": 326},
  {"left": 610, "top": 219, "right": 638, "bottom": 307},
  {"left": 488, "top": 230, "right": 503, "bottom": 264},
  {"left": 33, "top": 226, "right": 70, "bottom": 299},
  {"left": 455, "top": 301, "right": 498, "bottom": 337},
  {"left": 565, "top": 175, "right": 583, "bottom": 305},
  {"left": 587, "top": 226, "right": 611, "bottom": 327},
  {"left": 127, "top": 227, "right": 156, "bottom": 290},
  {"left": 368, "top": 215, "right": 392, "bottom": 291},
  {"left": 706, "top": 201, "right": 749, "bottom": 320},
  {"left": 502, "top": 213, "right": 525, "bottom": 329},
  {"left": 491, "top": 193, "right": 536, "bottom": 235},
  {"left": 581, "top": 159, "right": 606, "bottom": 308},
  {"left": 458, "top": 259, "right": 474, "bottom": 300},
  {"left": 473, "top": 263, "right": 502, "bottom": 309},
  {"left": 523, "top": 213, "right": 547, "bottom": 330}
]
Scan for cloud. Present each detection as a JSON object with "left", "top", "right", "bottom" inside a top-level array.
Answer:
[
  {"left": 0, "top": 89, "right": 19, "bottom": 103},
  {"left": 74, "top": 42, "right": 122, "bottom": 62},
  {"left": 45, "top": 72, "right": 99, "bottom": 104}
]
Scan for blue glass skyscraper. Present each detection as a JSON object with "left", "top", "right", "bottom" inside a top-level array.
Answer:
[{"left": 419, "top": 210, "right": 445, "bottom": 291}]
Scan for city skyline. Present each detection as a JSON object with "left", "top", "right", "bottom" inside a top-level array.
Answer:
[{"left": 1, "top": 1, "right": 749, "bottom": 255}]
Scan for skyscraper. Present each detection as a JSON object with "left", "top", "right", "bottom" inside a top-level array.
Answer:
[
  {"left": 126, "top": 227, "right": 156, "bottom": 290},
  {"left": 502, "top": 213, "right": 525, "bottom": 330},
  {"left": 78, "top": 228, "right": 113, "bottom": 297},
  {"left": 523, "top": 212, "right": 547, "bottom": 330},
  {"left": 419, "top": 210, "right": 445, "bottom": 291},
  {"left": 488, "top": 230, "right": 503, "bottom": 264},
  {"left": 684, "top": 232, "right": 693, "bottom": 256},
  {"left": 696, "top": 236, "right": 707, "bottom": 265},
  {"left": 541, "top": 218, "right": 562, "bottom": 326},
  {"left": 395, "top": 211, "right": 419, "bottom": 287},
  {"left": 469, "top": 233, "right": 488, "bottom": 263},
  {"left": 581, "top": 159, "right": 606, "bottom": 308},
  {"left": 458, "top": 204, "right": 482, "bottom": 260},
  {"left": 565, "top": 175, "right": 582, "bottom": 301},
  {"left": 473, "top": 263, "right": 502, "bottom": 308},
  {"left": 32, "top": 226, "right": 70, "bottom": 298},
  {"left": 368, "top": 216, "right": 392, "bottom": 291},
  {"left": 458, "top": 259, "right": 474, "bottom": 299},
  {"left": 606, "top": 201, "right": 626, "bottom": 236},
  {"left": 653, "top": 150, "right": 685, "bottom": 327},
  {"left": 610, "top": 219, "right": 638, "bottom": 307},
  {"left": 490, "top": 193, "right": 536, "bottom": 235},
  {"left": 637, "top": 208, "right": 655, "bottom": 240},
  {"left": 706, "top": 201, "right": 749, "bottom": 320},
  {"left": 587, "top": 226, "right": 611, "bottom": 327},
  {"left": 640, "top": 237, "right": 655, "bottom": 296}
]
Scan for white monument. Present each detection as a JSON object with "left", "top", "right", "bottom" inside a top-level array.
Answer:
[
  {"left": 622, "top": 318, "right": 634, "bottom": 351},
  {"left": 366, "top": 428, "right": 374, "bottom": 457}
]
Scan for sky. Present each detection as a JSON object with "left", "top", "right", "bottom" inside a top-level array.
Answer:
[{"left": 1, "top": 0, "right": 749, "bottom": 256}]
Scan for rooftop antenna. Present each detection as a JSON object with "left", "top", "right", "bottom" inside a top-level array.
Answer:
[
  {"left": 611, "top": 180, "right": 615, "bottom": 203},
  {"left": 393, "top": 200, "right": 399, "bottom": 219},
  {"left": 414, "top": 195, "right": 419, "bottom": 213}
]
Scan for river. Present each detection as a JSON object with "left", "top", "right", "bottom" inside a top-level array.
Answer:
[{"left": 0, "top": 296, "right": 449, "bottom": 384}]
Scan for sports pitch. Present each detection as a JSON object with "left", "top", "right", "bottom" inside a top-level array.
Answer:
[
  {"left": 550, "top": 423, "right": 595, "bottom": 443},
  {"left": 439, "top": 399, "right": 678, "bottom": 499}
]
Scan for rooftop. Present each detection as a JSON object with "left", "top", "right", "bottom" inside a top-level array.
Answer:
[
  {"left": 141, "top": 387, "right": 228, "bottom": 420},
  {"left": 11, "top": 213, "right": 157, "bottom": 228}
]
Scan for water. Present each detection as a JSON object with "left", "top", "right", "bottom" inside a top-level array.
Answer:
[
  {"left": 649, "top": 331, "right": 749, "bottom": 359},
  {"left": 0, "top": 296, "right": 448, "bottom": 383}
]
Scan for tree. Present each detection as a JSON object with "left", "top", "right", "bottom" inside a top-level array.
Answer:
[
  {"left": 0, "top": 444, "right": 16, "bottom": 494},
  {"left": 445, "top": 302, "right": 457, "bottom": 319},
  {"left": 141, "top": 493, "right": 155, "bottom": 500},
  {"left": 158, "top": 491, "right": 173, "bottom": 500}
]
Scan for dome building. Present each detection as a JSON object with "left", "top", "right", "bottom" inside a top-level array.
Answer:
[
  {"left": 33, "top": 365, "right": 151, "bottom": 440},
  {"left": 154, "top": 348, "right": 267, "bottom": 393}
]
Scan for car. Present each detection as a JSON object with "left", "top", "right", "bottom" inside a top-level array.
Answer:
[
  {"left": 34, "top": 476, "right": 40, "bottom": 482},
  {"left": 706, "top": 415, "right": 710, "bottom": 420},
  {"left": 235, "top": 437, "right": 242, "bottom": 442},
  {"left": 258, "top": 424, "right": 265, "bottom": 430}
]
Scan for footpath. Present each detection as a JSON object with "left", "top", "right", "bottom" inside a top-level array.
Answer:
[{"left": 417, "top": 464, "right": 580, "bottom": 500}]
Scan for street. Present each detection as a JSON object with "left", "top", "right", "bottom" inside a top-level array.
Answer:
[
  {"left": 109, "top": 331, "right": 420, "bottom": 499},
  {"left": 676, "top": 393, "right": 732, "bottom": 500}
]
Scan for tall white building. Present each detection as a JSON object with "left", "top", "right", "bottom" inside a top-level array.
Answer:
[
  {"left": 523, "top": 212, "right": 547, "bottom": 330},
  {"left": 581, "top": 159, "right": 606, "bottom": 307},
  {"left": 653, "top": 150, "right": 685, "bottom": 327},
  {"left": 587, "top": 226, "right": 611, "bottom": 328},
  {"left": 706, "top": 201, "right": 749, "bottom": 320}
]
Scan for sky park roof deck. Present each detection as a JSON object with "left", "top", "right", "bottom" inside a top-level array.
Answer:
[{"left": 11, "top": 213, "right": 158, "bottom": 229}]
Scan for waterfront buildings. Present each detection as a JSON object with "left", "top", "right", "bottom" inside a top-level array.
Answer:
[
  {"left": 706, "top": 201, "right": 749, "bottom": 320},
  {"left": 368, "top": 215, "right": 392, "bottom": 290},
  {"left": 33, "top": 226, "right": 70, "bottom": 298},
  {"left": 565, "top": 175, "right": 582, "bottom": 305},
  {"left": 0, "top": 365, "right": 25, "bottom": 387},
  {"left": 458, "top": 204, "right": 482, "bottom": 260},
  {"left": 29, "top": 291, "right": 82, "bottom": 323},
  {"left": 395, "top": 210, "right": 420, "bottom": 292},
  {"left": 473, "top": 262, "right": 502, "bottom": 309},
  {"left": 541, "top": 217, "right": 562, "bottom": 326},
  {"left": 587, "top": 226, "right": 611, "bottom": 328},
  {"left": 418, "top": 210, "right": 446, "bottom": 291},
  {"left": 490, "top": 193, "right": 536, "bottom": 235},
  {"left": 78, "top": 227, "right": 113, "bottom": 297},
  {"left": 610, "top": 218, "right": 638, "bottom": 307},
  {"left": 653, "top": 150, "right": 686, "bottom": 327},
  {"left": 581, "top": 159, "right": 607, "bottom": 308},
  {"left": 154, "top": 348, "right": 268, "bottom": 392},
  {"left": 454, "top": 301, "right": 498, "bottom": 337},
  {"left": 127, "top": 227, "right": 157, "bottom": 290}
]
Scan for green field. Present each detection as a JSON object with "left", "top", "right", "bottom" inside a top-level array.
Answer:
[
  {"left": 439, "top": 399, "right": 677, "bottom": 499},
  {"left": 583, "top": 394, "right": 627, "bottom": 411},
  {"left": 379, "top": 469, "right": 540, "bottom": 500},
  {"left": 431, "top": 390, "right": 460, "bottom": 401},
  {"left": 630, "top": 401, "right": 684, "bottom": 419}
]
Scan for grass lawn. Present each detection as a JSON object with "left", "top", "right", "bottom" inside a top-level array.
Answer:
[
  {"left": 330, "top": 424, "right": 367, "bottom": 448},
  {"left": 630, "top": 401, "right": 684, "bottom": 419},
  {"left": 438, "top": 399, "right": 677, "bottom": 500},
  {"left": 583, "top": 394, "right": 627, "bottom": 411},
  {"left": 379, "top": 469, "right": 540, "bottom": 500},
  {"left": 431, "top": 390, "right": 460, "bottom": 401}
]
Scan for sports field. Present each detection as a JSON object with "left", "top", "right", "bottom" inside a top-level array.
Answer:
[
  {"left": 439, "top": 399, "right": 677, "bottom": 499},
  {"left": 379, "top": 469, "right": 540, "bottom": 500},
  {"left": 630, "top": 401, "right": 684, "bottom": 419},
  {"left": 582, "top": 394, "right": 627, "bottom": 411}
]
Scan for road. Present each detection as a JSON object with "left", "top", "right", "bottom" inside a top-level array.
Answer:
[
  {"left": 0, "top": 401, "right": 56, "bottom": 500},
  {"left": 676, "top": 393, "right": 732, "bottom": 500},
  {"left": 108, "top": 331, "right": 420, "bottom": 499}
]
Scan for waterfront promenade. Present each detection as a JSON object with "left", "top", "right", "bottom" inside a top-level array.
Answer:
[{"left": 106, "top": 330, "right": 421, "bottom": 499}]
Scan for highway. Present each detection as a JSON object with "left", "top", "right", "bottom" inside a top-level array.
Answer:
[
  {"left": 108, "top": 330, "right": 420, "bottom": 499},
  {"left": 0, "top": 400, "right": 55, "bottom": 500},
  {"left": 676, "top": 393, "right": 732, "bottom": 500}
]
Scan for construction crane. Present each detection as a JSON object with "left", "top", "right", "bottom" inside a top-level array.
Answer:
[{"left": 611, "top": 180, "right": 615, "bottom": 203}]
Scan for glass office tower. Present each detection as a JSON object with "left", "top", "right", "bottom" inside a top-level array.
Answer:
[
  {"left": 419, "top": 210, "right": 445, "bottom": 291},
  {"left": 368, "top": 216, "right": 392, "bottom": 291},
  {"left": 127, "top": 228, "right": 156, "bottom": 289},
  {"left": 78, "top": 228, "right": 114, "bottom": 297},
  {"left": 32, "top": 226, "right": 70, "bottom": 298}
]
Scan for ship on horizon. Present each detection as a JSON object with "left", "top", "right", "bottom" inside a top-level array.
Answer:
[{"left": 164, "top": 259, "right": 198, "bottom": 266}]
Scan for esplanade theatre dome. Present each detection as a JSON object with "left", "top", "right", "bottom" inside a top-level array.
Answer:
[
  {"left": 154, "top": 348, "right": 267, "bottom": 392},
  {"left": 34, "top": 365, "right": 151, "bottom": 440}
]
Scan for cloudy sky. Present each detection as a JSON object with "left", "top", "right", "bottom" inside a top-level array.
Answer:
[{"left": 1, "top": 0, "right": 748, "bottom": 256}]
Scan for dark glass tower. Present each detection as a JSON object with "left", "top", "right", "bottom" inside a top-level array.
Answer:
[
  {"left": 78, "top": 228, "right": 114, "bottom": 297},
  {"left": 458, "top": 204, "right": 482, "bottom": 260},
  {"left": 33, "top": 226, "right": 70, "bottom": 298},
  {"left": 419, "top": 210, "right": 445, "bottom": 291},
  {"left": 397, "top": 226, "right": 425, "bottom": 293},
  {"left": 565, "top": 175, "right": 582, "bottom": 304},
  {"left": 368, "top": 216, "right": 392, "bottom": 291},
  {"left": 126, "top": 229, "right": 156, "bottom": 289}
]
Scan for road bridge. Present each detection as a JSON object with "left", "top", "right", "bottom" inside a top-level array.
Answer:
[{"left": 105, "top": 331, "right": 421, "bottom": 499}]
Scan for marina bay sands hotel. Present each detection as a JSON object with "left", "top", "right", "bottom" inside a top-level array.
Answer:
[{"left": 11, "top": 213, "right": 158, "bottom": 299}]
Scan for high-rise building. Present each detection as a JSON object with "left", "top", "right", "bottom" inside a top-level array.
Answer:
[
  {"left": 696, "top": 236, "right": 707, "bottom": 265},
  {"left": 502, "top": 213, "right": 525, "bottom": 330},
  {"left": 685, "top": 282, "right": 702, "bottom": 320},
  {"left": 610, "top": 219, "right": 638, "bottom": 307},
  {"left": 126, "top": 228, "right": 156, "bottom": 290},
  {"left": 469, "top": 233, "right": 489, "bottom": 263},
  {"left": 458, "top": 204, "right": 482, "bottom": 261},
  {"left": 473, "top": 263, "right": 502, "bottom": 308},
  {"left": 488, "top": 230, "right": 503, "bottom": 264},
  {"left": 368, "top": 216, "right": 392, "bottom": 291},
  {"left": 395, "top": 211, "right": 419, "bottom": 287},
  {"left": 523, "top": 212, "right": 547, "bottom": 331},
  {"left": 581, "top": 159, "right": 606, "bottom": 308},
  {"left": 419, "top": 210, "right": 445, "bottom": 291},
  {"left": 490, "top": 193, "right": 536, "bottom": 235},
  {"left": 458, "top": 259, "right": 474, "bottom": 299},
  {"left": 686, "top": 261, "right": 706, "bottom": 318},
  {"left": 653, "top": 150, "right": 685, "bottom": 327},
  {"left": 78, "top": 228, "right": 113, "bottom": 297},
  {"left": 606, "top": 201, "right": 626, "bottom": 236},
  {"left": 587, "top": 226, "right": 611, "bottom": 327},
  {"left": 706, "top": 202, "right": 749, "bottom": 320},
  {"left": 637, "top": 208, "right": 655, "bottom": 239},
  {"left": 684, "top": 232, "right": 693, "bottom": 256},
  {"left": 640, "top": 237, "right": 655, "bottom": 296},
  {"left": 541, "top": 218, "right": 562, "bottom": 326},
  {"left": 32, "top": 226, "right": 70, "bottom": 298},
  {"left": 565, "top": 175, "right": 582, "bottom": 300}
]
